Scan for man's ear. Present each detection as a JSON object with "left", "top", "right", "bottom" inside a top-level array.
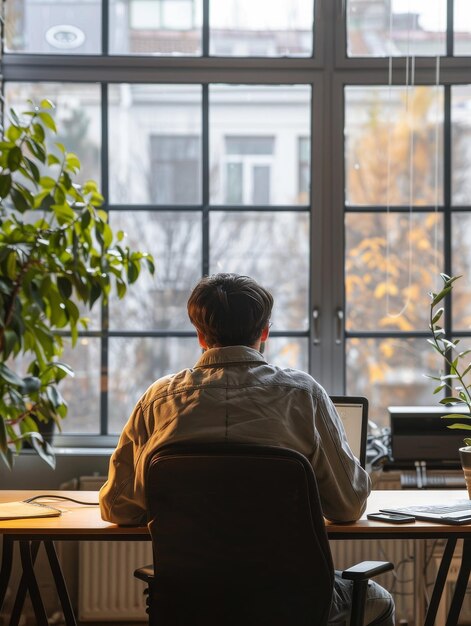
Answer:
[
  {"left": 197, "top": 330, "right": 209, "bottom": 350},
  {"left": 260, "top": 325, "right": 270, "bottom": 342}
]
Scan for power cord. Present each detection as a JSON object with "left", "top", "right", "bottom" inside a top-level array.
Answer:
[{"left": 23, "top": 495, "right": 99, "bottom": 506}]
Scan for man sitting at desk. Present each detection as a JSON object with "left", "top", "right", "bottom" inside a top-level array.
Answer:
[{"left": 100, "top": 272, "right": 394, "bottom": 626}]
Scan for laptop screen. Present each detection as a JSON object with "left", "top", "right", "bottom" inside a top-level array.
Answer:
[{"left": 330, "top": 396, "right": 368, "bottom": 468}]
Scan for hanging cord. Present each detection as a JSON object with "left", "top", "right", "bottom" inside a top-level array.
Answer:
[
  {"left": 386, "top": 1, "right": 415, "bottom": 319},
  {"left": 433, "top": 55, "right": 441, "bottom": 290}
]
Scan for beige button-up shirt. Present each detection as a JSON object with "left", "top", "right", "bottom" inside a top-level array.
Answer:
[{"left": 99, "top": 346, "right": 371, "bottom": 525}]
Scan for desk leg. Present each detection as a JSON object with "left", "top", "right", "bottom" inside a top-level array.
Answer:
[
  {"left": 446, "top": 538, "right": 471, "bottom": 626},
  {"left": 0, "top": 535, "right": 14, "bottom": 612},
  {"left": 424, "top": 537, "right": 457, "bottom": 626},
  {"left": 11, "top": 540, "right": 48, "bottom": 626},
  {"left": 44, "top": 540, "right": 77, "bottom": 626}
]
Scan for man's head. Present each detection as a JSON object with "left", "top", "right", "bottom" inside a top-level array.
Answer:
[{"left": 187, "top": 273, "right": 273, "bottom": 349}]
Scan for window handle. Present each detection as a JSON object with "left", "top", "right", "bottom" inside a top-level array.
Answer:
[
  {"left": 312, "top": 307, "right": 321, "bottom": 345},
  {"left": 335, "top": 308, "right": 344, "bottom": 345}
]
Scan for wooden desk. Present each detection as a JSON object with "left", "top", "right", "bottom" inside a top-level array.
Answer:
[{"left": 2, "top": 489, "right": 471, "bottom": 626}]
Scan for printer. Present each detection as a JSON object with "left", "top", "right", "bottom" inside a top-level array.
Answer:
[{"left": 389, "top": 405, "right": 470, "bottom": 468}]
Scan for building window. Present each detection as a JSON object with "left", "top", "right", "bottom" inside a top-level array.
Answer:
[{"left": 2, "top": 0, "right": 471, "bottom": 437}]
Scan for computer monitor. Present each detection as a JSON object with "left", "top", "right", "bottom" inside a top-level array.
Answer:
[{"left": 330, "top": 396, "right": 368, "bottom": 468}]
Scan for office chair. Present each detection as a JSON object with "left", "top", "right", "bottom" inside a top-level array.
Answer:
[{"left": 134, "top": 443, "right": 393, "bottom": 626}]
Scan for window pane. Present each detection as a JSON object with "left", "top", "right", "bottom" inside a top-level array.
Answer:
[
  {"left": 210, "top": 0, "right": 313, "bottom": 57},
  {"left": 108, "top": 211, "right": 201, "bottom": 330},
  {"left": 210, "top": 85, "right": 311, "bottom": 206},
  {"left": 109, "top": 0, "right": 202, "bottom": 56},
  {"left": 59, "top": 338, "right": 101, "bottom": 434},
  {"left": 345, "top": 86, "right": 443, "bottom": 207},
  {"left": 4, "top": 82, "right": 102, "bottom": 187},
  {"left": 210, "top": 212, "right": 309, "bottom": 331},
  {"left": 5, "top": 0, "right": 101, "bottom": 54},
  {"left": 346, "top": 338, "right": 442, "bottom": 427},
  {"left": 454, "top": 0, "right": 471, "bottom": 56},
  {"left": 298, "top": 137, "right": 310, "bottom": 203},
  {"left": 108, "top": 337, "right": 201, "bottom": 433},
  {"left": 264, "top": 337, "right": 308, "bottom": 372},
  {"left": 347, "top": 0, "right": 446, "bottom": 57},
  {"left": 345, "top": 213, "right": 443, "bottom": 332},
  {"left": 109, "top": 84, "right": 202, "bottom": 205},
  {"left": 452, "top": 85, "right": 471, "bottom": 205},
  {"left": 452, "top": 214, "right": 471, "bottom": 330}
]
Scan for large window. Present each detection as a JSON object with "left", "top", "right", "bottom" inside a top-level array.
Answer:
[{"left": 2, "top": 0, "right": 471, "bottom": 437}]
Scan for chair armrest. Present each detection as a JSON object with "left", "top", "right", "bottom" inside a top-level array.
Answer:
[
  {"left": 342, "top": 560, "right": 394, "bottom": 582},
  {"left": 134, "top": 564, "right": 155, "bottom": 583}
]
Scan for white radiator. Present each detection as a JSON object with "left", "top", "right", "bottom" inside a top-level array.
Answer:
[
  {"left": 76, "top": 475, "right": 153, "bottom": 622},
  {"left": 330, "top": 538, "right": 415, "bottom": 625},
  {"left": 78, "top": 540, "right": 153, "bottom": 621}
]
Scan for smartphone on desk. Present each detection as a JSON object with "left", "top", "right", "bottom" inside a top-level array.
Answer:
[{"left": 367, "top": 512, "right": 415, "bottom": 524}]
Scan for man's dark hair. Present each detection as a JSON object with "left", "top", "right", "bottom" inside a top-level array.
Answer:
[{"left": 187, "top": 273, "right": 273, "bottom": 347}]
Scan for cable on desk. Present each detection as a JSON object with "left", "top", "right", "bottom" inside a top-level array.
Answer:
[{"left": 23, "top": 495, "right": 99, "bottom": 506}]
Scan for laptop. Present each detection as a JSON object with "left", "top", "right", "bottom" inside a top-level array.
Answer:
[
  {"left": 380, "top": 500, "right": 471, "bottom": 525},
  {"left": 331, "top": 396, "right": 368, "bottom": 469}
]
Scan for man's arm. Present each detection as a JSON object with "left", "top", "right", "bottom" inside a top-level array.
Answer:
[
  {"left": 310, "top": 389, "right": 371, "bottom": 523},
  {"left": 99, "top": 402, "right": 148, "bottom": 525}
]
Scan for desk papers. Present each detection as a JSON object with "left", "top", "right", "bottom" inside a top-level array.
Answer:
[{"left": 0, "top": 501, "right": 62, "bottom": 520}]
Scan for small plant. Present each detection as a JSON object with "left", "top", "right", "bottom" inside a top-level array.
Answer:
[
  {"left": 428, "top": 274, "right": 471, "bottom": 445},
  {"left": 0, "top": 100, "right": 154, "bottom": 469}
]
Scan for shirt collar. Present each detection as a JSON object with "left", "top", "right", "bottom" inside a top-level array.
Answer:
[{"left": 195, "top": 346, "right": 267, "bottom": 367}]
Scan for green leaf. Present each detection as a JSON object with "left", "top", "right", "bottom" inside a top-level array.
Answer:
[
  {"left": 0, "top": 363, "right": 24, "bottom": 386},
  {"left": 39, "top": 176, "right": 56, "bottom": 189},
  {"left": 0, "top": 418, "right": 8, "bottom": 453},
  {"left": 0, "top": 173, "right": 12, "bottom": 198},
  {"left": 65, "top": 153, "right": 81, "bottom": 171},
  {"left": 447, "top": 423, "right": 471, "bottom": 430},
  {"left": 53, "top": 361, "right": 75, "bottom": 378},
  {"left": 0, "top": 447, "right": 14, "bottom": 470},
  {"left": 57, "top": 276, "right": 73, "bottom": 299},
  {"left": 6, "top": 125, "right": 22, "bottom": 142},
  {"left": 2, "top": 329, "right": 18, "bottom": 357},
  {"left": 40, "top": 99, "right": 54, "bottom": 110},
  {"left": 38, "top": 112, "right": 57, "bottom": 133},
  {"left": 6, "top": 251, "right": 17, "bottom": 279},
  {"left": 431, "top": 307, "right": 444, "bottom": 325},
  {"left": 24, "top": 157, "right": 40, "bottom": 183},
  {"left": 7, "top": 146, "right": 22, "bottom": 171},
  {"left": 29, "top": 432, "right": 56, "bottom": 469},
  {"left": 439, "top": 397, "right": 462, "bottom": 405},
  {"left": 46, "top": 385, "right": 64, "bottom": 409},
  {"left": 33, "top": 123, "right": 46, "bottom": 143},
  {"left": 52, "top": 203, "right": 75, "bottom": 223},
  {"left": 102, "top": 223, "right": 113, "bottom": 249},
  {"left": 47, "top": 154, "right": 61, "bottom": 166},
  {"left": 25, "top": 139, "right": 46, "bottom": 163},
  {"left": 441, "top": 413, "right": 471, "bottom": 420},
  {"left": 10, "top": 188, "right": 29, "bottom": 212},
  {"left": 20, "top": 376, "right": 41, "bottom": 394},
  {"left": 431, "top": 286, "right": 452, "bottom": 307}
]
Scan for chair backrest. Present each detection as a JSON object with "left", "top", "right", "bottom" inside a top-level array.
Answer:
[{"left": 144, "top": 443, "right": 335, "bottom": 626}]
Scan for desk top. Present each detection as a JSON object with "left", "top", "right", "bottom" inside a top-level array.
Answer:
[{"left": 1, "top": 489, "right": 471, "bottom": 538}]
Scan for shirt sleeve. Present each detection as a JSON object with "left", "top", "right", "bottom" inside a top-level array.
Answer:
[
  {"left": 309, "top": 389, "right": 371, "bottom": 522},
  {"left": 99, "top": 402, "right": 148, "bottom": 525}
]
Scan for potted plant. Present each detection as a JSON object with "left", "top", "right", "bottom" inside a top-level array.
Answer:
[
  {"left": 0, "top": 99, "right": 154, "bottom": 469},
  {"left": 428, "top": 273, "right": 471, "bottom": 496}
]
